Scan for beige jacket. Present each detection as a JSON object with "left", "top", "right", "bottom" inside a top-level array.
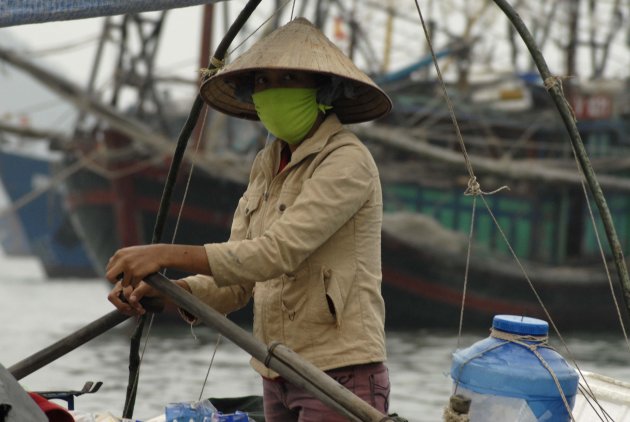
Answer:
[{"left": 184, "top": 114, "right": 386, "bottom": 377}]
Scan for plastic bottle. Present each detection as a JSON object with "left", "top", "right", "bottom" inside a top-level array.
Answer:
[
  {"left": 450, "top": 315, "right": 579, "bottom": 421},
  {"left": 213, "top": 410, "right": 250, "bottom": 422},
  {"left": 165, "top": 399, "right": 216, "bottom": 421}
]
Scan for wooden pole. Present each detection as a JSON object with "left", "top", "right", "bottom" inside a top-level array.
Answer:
[
  {"left": 143, "top": 273, "right": 389, "bottom": 422},
  {"left": 5, "top": 0, "right": 263, "bottom": 382},
  {"left": 8, "top": 311, "right": 129, "bottom": 380},
  {"left": 492, "top": 0, "right": 630, "bottom": 321},
  {"left": 8, "top": 274, "right": 390, "bottom": 421}
]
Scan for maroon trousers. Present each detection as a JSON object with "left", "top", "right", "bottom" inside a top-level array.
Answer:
[{"left": 262, "top": 362, "right": 390, "bottom": 421}]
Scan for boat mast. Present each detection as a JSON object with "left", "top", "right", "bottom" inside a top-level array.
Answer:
[
  {"left": 566, "top": 0, "right": 580, "bottom": 85},
  {"left": 588, "top": 0, "right": 624, "bottom": 79},
  {"left": 381, "top": 0, "right": 394, "bottom": 73},
  {"left": 193, "top": 4, "right": 214, "bottom": 145}
]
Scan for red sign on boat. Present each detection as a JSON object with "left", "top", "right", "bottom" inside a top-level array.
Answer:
[{"left": 571, "top": 94, "right": 614, "bottom": 120}]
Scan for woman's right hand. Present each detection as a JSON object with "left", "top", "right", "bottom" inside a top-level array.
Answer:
[{"left": 107, "top": 280, "right": 161, "bottom": 316}]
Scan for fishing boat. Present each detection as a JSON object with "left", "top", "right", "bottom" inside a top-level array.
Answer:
[
  {"left": 2, "top": 1, "right": 630, "bottom": 330},
  {"left": 363, "top": 74, "right": 630, "bottom": 330},
  {"left": 3, "top": 1, "right": 630, "bottom": 421},
  {"left": 0, "top": 144, "right": 97, "bottom": 278},
  {"left": 0, "top": 190, "right": 31, "bottom": 257}
]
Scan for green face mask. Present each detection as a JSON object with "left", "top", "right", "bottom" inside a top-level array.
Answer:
[{"left": 252, "top": 87, "right": 330, "bottom": 145}]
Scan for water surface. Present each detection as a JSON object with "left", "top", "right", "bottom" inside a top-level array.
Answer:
[{"left": 2, "top": 260, "right": 629, "bottom": 421}]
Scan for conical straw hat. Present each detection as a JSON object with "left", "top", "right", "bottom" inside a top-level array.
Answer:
[{"left": 200, "top": 17, "right": 392, "bottom": 124}]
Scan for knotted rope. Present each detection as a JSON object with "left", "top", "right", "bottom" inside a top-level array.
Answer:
[
  {"left": 199, "top": 56, "right": 226, "bottom": 78},
  {"left": 543, "top": 75, "right": 576, "bottom": 122},
  {"left": 452, "top": 329, "right": 576, "bottom": 422}
]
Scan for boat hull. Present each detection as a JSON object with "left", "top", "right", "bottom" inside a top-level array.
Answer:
[{"left": 0, "top": 149, "right": 97, "bottom": 278}]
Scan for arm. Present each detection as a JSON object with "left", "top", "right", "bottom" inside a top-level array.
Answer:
[
  {"left": 105, "top": 243, "right": 212, "bottom": 288},
  {"left": 106, "top": 173, "right": 257, "bottom": 316},
  {"left": 206, "top": 143, "right": 378, "bottom": 286}
]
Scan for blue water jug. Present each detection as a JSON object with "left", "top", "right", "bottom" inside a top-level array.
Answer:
[{"left": 450, "top": 315, "right": 579, "bottom": 421}]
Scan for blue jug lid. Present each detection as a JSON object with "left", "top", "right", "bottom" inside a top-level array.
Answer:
[{"left": 492, "top": 315, "right": 549, "bottom": 335}]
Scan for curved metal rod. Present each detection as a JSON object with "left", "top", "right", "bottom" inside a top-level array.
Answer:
[
  {"left": 7, "top": 0, "right": 264, "bottom": 385},
  {"left": 152, "top": 0, "right": 263, "bottom": 243},
  {"left": 124, "top": 1, "right": 263, "bottom": 417},
  {"left": 492, "top": 0, "right": 630, "bottom": 317}
]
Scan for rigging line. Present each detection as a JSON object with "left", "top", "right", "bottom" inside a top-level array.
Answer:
[
  {"left": 7, "top": 98, "right": 73, "bottom": 116},
  {"left": 456, "top": 194, "right": 476, "bottom": 351},
  {"left": 121, "top": 2, "right": 265, "bottom": 415},
  {"left": 495, "top": 0, "right": 630, "bottom": 417},
  {"left": 413, "top": 0, "right": 507, "bottom": 349},
  {"left": 169, "top": 105, "right": 208, "bottom": 246},
  {"left": 0, "top": 148, "right": 100, "bottom": 220},
  {"left": 168, "top": 101, "right": 224, "bottom": 396},
  {"left": 577, "top": 384, "right": 616, "bottom": 422},
  {"left": 412, "top": 0, "right": 475, "bottom": 181},
  {"left": 80, "top": 154, "right": 168, "bottom": 180},
  {"left": 413, "top": 2, "right": 611, "bottom": 417},
  {"left": 198, "top": 334, "right": 223, "bottom": 401},
  {"left": 478, "top": 193, "right": 610, "bottom": 422},
  {"left": 290, "top": 0, "right": 297, "bottom": 20},
  {"left": 20, "top": 34, "right": 101, "bottom": 56},
  {"left": 226, "top": 0, "right": 293, "bottom": 57},
  {"left": 167, "top": 1, "right": 292, "bottom": 396},
  {"left": 571, "top": 142, "right": 630, "bottom": 353}
]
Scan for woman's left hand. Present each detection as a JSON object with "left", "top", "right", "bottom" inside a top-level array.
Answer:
[{"left": 105, "top": 244, "right": 167, "bottom": 287}]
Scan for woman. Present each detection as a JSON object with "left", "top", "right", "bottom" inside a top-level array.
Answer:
[{"left": 106, "top": 17, "right": 392, "bottom": 421}]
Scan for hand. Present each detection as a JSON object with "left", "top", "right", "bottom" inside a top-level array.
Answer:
[
  {"left": 108, "top": 280, "right": 161, "bottom": 316},
  {"left": 105, "top": 244, "right": 166, "bottom": 288}
]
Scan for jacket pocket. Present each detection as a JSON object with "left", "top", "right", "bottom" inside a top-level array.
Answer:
[
  {"left": 280, "top": 265, "right": 309, "bottom": 321},
  {"left": 310, "top": 266, "right": 345, "bottom": 327},
  {"left": 244, "top": 194, "right": 262, "bottom": 239}
]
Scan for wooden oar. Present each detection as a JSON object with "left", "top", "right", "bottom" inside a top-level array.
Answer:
[
  {"left": 142, "top": 273, "right": 389, "bottom": 422},
  {"left": 9, "top": 310, "right": 129, "bottom": 380},
  {"left": 9, "top": 273, "right": 390, "bottom": 422},
  {"left": 8, "top": 295, "right": 165, "bottom": 381}
]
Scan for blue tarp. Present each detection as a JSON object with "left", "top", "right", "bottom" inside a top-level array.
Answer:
[{"left": 0, "top": 0, "right": 227, "bottom": 28}]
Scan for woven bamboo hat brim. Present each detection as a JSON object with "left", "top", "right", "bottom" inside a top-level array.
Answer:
[{"left": 200, "top": 17, "right": 392, "bottom": 124}]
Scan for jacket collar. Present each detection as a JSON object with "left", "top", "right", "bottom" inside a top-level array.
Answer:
[{"left": 265, "top": 114, "right": 345, "bottom": 178}]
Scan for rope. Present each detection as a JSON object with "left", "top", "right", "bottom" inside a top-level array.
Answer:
[
  {"left": 226, "top": 0, "right": 294, "bottom": 57},
  {"left": 543, "top": 76, "right": 577, "bottom": 122},
  {"left": 443, "top": 394, "right": 470, "bottom": 422},
  {"left": 173, "top": 0, "right": 296, "bottom": 401},
  {"left": 118, "top": 1, "right": 265, "bottom": 415},
  {"left": 413, "top": 0, "right": 508, "bottom": 352},
  {"left": 413, "top": 3, "right": 613, "bottom": 419},
  {"left": 198, "top": 334, "right": 223, "bottom": 401},
  {"left": 489, "top": 329, "right": 576, "bottom": 422},
  {"left": 569, "top": 142, "right": 630, "bottom": 353},
  {"left": 453, "top": 329, "right": 575, "bottom": 422},
  {"left": 443, "top": 407, "right": 469, "bottom": 422},
  {"left": 0, "top": 149, "right": 99, "bottom": 220},
  {"left": 264, "top": 341, "right": 283, "bottom": 368},
  {"left": 166, "top": 98, "right": 227, "bottom": 400},
  {"left": 199, "top": 56, "right": 226, "bottom": 78}
]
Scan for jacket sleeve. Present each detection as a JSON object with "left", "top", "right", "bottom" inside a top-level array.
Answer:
[
  {"left": 181, "top": 170, "right": 257, "bottom": 315},
  {"left": 182, "top": 273, "right": 253, "bottom": 316},
  {"left": 205, "top": 143, "right": 378, "bottom": 287}
]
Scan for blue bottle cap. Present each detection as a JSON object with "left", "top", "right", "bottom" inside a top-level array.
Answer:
[{"left": 492, "top": 315, "right": 549, "bottom": 335}]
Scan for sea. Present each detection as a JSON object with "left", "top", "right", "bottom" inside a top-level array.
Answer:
[{"left": 2, "top": 252, "right": 630, "bottom": 421}]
